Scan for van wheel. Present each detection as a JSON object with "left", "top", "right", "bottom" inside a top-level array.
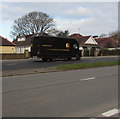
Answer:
[
  {"left": 48, "top": 58, "right": 55, "bottom": 61},
  {"left": 42, "top": 58, "right": 48, "bottom": 62},
  {"left": 76, "top": 54, "right": 81, "bottom": 60},
  {"left": 67, "top": 58, "right": 72, "bottom": 60}
]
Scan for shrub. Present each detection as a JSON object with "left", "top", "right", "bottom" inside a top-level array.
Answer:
[{"left": 100, "top": 49, "right": 120, "bottom": 56}]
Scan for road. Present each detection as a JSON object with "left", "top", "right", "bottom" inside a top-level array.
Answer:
[
  {"left": 2, "top": 66, "right": 119, "bottom": 117},
  {"left": 2, "top": 56, "right": 118, "bottom": 71}
]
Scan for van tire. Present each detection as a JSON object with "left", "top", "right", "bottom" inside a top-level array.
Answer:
[
  {"left": 67, "top": 58, "right": 72, "bottom": 60},
  {"left": 49, "top": 58, "right": 55, "bottom": 61},
  {"left": 42, "top": 58, "right": 48, "bottom": 62},
  {"left": 76, "top": 54, "right": 81, "bottom": 60}
]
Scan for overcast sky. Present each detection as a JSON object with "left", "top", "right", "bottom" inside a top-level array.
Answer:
[{"left": 0, "top": 1, "right": 118, "bottom": 41}]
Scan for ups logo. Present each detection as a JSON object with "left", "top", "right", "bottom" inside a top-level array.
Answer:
[{"left": 66, "top": 43, "right": 70, "bottom": 48}]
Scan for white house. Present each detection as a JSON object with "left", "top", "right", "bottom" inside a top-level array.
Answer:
[
  {"left": 13, "top": 35, "right": 32, "bottom": 54},
  {"left": 69, "top": 34, "right": 100, "bottom": 56}
]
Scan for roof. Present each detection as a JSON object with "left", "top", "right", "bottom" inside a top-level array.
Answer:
[
  {"left": 13, "top": 36, "right": 32, "bottom": 46},
  {"left": 69, "top": 33, "right": 83, "bottom": 38},
  {"left": 13, "top": 33, "right": 49, "bottom": 46},
  {"left": 0, "top": 36, "right": 16, "bottom": 46},
  {"left": 75, "top": 36, "right": 92, "bottom": 46},
  {"left": 95, "top": 37, "right": 118, "bottom": 48},
  {"left": 69, "top": 34, "right": 98, "bottom": 46}
]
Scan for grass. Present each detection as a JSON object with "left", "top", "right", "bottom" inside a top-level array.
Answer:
[{"left": 54, "top": 61, "right": 120, "bottom": 70}]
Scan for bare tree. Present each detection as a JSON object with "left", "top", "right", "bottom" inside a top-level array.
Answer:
[
  {"left": 99, "top": 33, "right": 107, "bottom": 38},
  {"left": 10, "top": 11, "right": 55, "bottom": 39},
  {"left": 109, "top": 31, "right": 120, "bottom": 47}
]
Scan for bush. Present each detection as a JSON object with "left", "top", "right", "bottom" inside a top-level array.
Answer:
[{"left": 100, "top": 49, "right": 120, "bottom": 56}]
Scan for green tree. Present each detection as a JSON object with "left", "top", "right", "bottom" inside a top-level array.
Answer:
[{"left": 57, "top": 30, "right": 69, "bottom": 37}]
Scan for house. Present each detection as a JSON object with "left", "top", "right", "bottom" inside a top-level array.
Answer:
[
  {"left": 69, "top": 33, "right": 100, "bottom": 56},
  {"left": 13, "top": 33, "right": 48, "bottom": 54},
  {"left": 0, "top": 36, "right": 16, "bottom": 54},
  {"left": 13, "top": 35, "right": 32, "bottom": 54},
  {"left": 95, "top": 37, "right": 118, "bottom": 50},
  {"left": 69, "top": 33, "right": 83, "bottom": 38}
]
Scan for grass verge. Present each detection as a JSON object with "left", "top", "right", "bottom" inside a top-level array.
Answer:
[{"left": 54, "top": 61, "right": 120, "bottom": 70}]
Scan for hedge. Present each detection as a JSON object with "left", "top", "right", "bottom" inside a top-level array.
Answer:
[{"left": 100, "top": 49, "right": 120, "bottom": 56}]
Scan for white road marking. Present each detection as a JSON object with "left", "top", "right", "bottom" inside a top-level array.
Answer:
[
  {"left": 102, "top": 109, "right": 118, "bottom": 117},
  {"left": 80, "top": 77, "right": 96, "bottom": 81}
]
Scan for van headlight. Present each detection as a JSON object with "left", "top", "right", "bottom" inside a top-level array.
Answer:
[{"left": 73, "top": 44, "right": 78, "bottom": 49}]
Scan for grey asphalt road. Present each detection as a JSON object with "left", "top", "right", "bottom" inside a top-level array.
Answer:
[
  {"left": 2, "top": 56, "right": 119, "bottom": 71},
  {"left": 2, "top": 66, "right": 119, "bottom": 117}
]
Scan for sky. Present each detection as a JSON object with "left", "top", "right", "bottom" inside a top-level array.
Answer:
[{"left": 0, "top": 1, "right": 118, "bottom": 41}]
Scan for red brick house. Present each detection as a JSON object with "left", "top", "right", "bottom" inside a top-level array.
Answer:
[{"left": 95, "top": 37, "right": 118, "bottom": 50}]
